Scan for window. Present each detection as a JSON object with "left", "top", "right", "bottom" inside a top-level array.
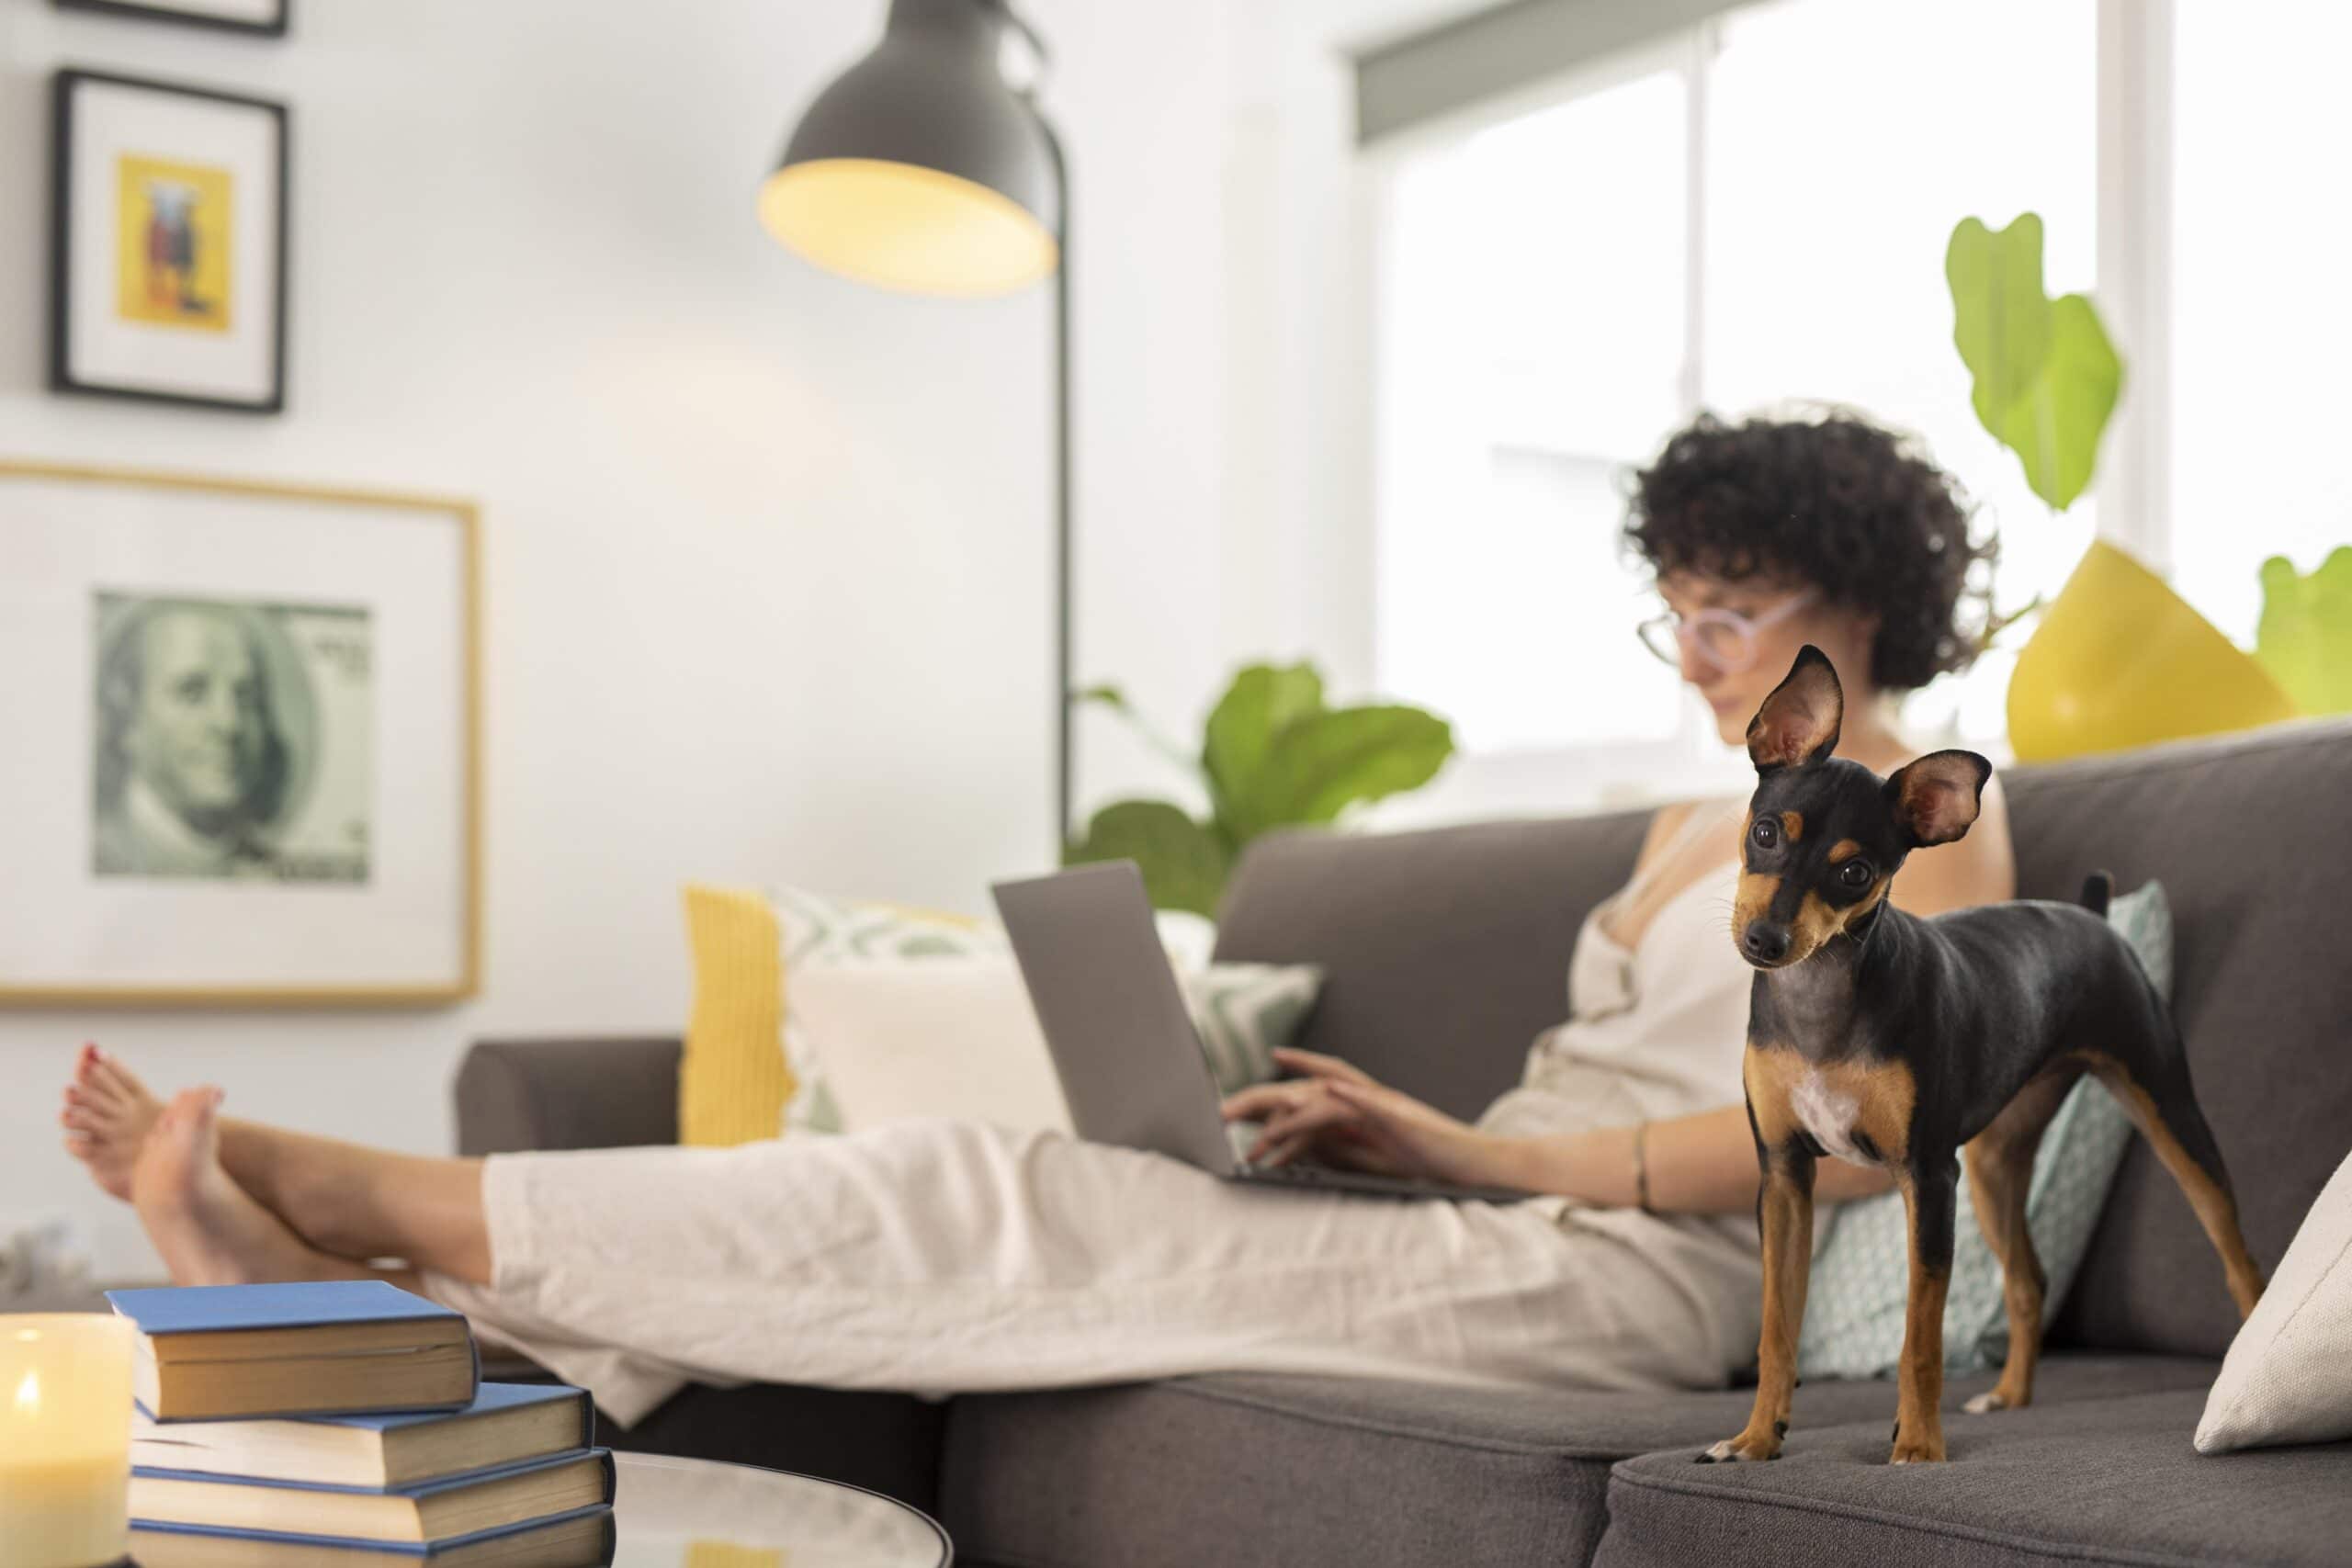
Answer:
[
  {"left": 1374, "top": 57, "right": 1691, "bottom": 761},
  {"left": 1370, "top": 0, "right": 2104, "bottom": 804},
  {"left": 2170, "top": 3, "right": 2352, "bottom": 647}
]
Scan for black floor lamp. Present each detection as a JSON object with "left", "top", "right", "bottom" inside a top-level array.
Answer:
[{"left": 758, "top": 0, "right": 1074, "bottom": 853}]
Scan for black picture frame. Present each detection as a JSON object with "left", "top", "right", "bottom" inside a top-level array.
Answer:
[
  {"left": 49, "top": 68, "right": 291, "bottom": 415},
  {"left": 53, "top": 0, "right": 288, "bottom": 39}
]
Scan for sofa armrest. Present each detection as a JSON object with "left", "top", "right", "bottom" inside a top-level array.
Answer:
[{"left": 454, "top": 1037, "right": 684, "bottom": 1156}]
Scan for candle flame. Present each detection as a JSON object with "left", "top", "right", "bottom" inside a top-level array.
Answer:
[{"left": 11, "top": 1369, "right": 36, "bottom": 1416}]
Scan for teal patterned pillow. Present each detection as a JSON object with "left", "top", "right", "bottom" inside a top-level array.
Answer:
[{"left": 1795, "top": 881, "right": 2172, "bottom": 1381}]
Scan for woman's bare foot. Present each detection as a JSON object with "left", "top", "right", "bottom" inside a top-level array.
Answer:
[
  {"left": 62, "top": 1043, "right": 164, "bottom": 1201},
  {"left": 130, "top": 1088, "right": 370, "bottom": 1288}
]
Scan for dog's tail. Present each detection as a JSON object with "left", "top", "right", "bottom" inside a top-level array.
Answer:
[{"left": 2079, "top": 869, "right": 2113, "bottom": 919}]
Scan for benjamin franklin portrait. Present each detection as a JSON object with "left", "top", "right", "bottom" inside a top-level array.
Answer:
[{"left": 92, "top": 592, "right": 371, "bottom": 883}]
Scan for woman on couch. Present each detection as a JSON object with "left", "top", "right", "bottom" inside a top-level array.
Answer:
[{"left": 61, "top": 410, "right": 2016, "bottom": 1427}]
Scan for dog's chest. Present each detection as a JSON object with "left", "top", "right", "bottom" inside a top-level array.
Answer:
[{"left": 1790, "top": 1068, "right": 1875, "bottom": 1164}]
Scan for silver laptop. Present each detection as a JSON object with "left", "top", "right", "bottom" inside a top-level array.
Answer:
[{"left": 990, "top": 861, "right": 1531, "bottom": 1202}]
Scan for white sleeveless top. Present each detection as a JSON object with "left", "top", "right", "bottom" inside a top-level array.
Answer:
[{"left": 1474, "top": 795, "right": 1764, "bottom": 1267}]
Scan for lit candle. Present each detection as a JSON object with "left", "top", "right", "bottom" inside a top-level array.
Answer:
[{"left": 0, "top": 1314, "right": 132, "bottom": 1568}]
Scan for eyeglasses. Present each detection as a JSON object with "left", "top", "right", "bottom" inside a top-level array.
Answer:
[{"left": 1635, "top": 586, "right": 1820, "bottom": 674}]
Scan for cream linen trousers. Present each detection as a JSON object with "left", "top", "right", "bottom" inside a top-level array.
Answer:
[{"left": 424, "top": 1117, "right": 1763, "bottom": 1427}]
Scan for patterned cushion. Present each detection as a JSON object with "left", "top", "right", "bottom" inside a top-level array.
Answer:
[
  {"left": 680, "top": 884, "right": 1322, "bottom": 1145},
  {"left": 1795, "top": 881, "right": 2172, "bottom": 1380}
]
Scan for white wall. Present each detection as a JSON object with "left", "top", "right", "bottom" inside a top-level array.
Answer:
[{"left": 0, "top": 0, "right": 1247, "bottom": 1277}]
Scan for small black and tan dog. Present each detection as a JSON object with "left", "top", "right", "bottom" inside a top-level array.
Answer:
[{"left": 1702, "top": 645, "right": 2265, "bottom": 1467}]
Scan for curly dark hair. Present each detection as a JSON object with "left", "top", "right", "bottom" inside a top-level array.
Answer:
[{"left": 1619, "top": 409, "right": 2005, "bottom": 692}]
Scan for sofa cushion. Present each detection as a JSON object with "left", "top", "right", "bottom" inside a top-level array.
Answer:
[
  {"left": 937, "top": 1355, "right": 2219, "bottom": 1568},
  {"left": 1597, "top": 1385, "right": 2352, "bottom": 1568},
  {"left": 2003, "top": 717, "right": 2352, "bottom": 1359}
]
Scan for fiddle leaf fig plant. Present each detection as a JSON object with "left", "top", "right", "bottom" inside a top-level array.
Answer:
[
  {"left": 1066, "top": 662, "right": 1455, "bottom": 916},
  {"left": 1946, "top": 213, "right": 2123, "bottom": 513}
]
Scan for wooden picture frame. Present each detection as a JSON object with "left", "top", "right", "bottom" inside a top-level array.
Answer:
[
  {"left": 0, "top": 462, "right": 481, "bottom": 1008},
  {"left": 50, "top": 69, "right": 290, "bottom": 413},
  {"left": 53, "top": 0, "right": 289, "bottom": 39}
]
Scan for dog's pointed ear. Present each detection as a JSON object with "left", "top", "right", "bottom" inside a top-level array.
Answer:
[
  {"left": 1745, "top": 645, "right": 1844, "bottom": 773},
  {"left": 1884, "top": 750, "right": 1993, "bottom": 849}
]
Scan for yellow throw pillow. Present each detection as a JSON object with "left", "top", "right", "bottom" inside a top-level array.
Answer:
[{"left": 678, "top": 885, "right": 791, "bottom": 1147}]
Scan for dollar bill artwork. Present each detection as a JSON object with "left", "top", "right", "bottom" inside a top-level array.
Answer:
[{"left": 91, "top": 591, "right": 372, "bottom": 883}]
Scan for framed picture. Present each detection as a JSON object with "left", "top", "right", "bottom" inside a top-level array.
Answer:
[
  {"left": 0, "top": 462, "right": 481, "bottom": 1007},
  {"left": 54, "top": 0, "right": 289, "bottom": 38},
  {"left": 50, "top": 70, "right": 289, "bottom": 413}
]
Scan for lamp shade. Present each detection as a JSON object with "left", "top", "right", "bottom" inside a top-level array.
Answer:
[{"left": 760, "top": 0, "right": 1060, "bottom": 297}]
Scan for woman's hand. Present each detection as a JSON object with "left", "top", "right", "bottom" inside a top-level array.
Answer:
[{"left": 1217, "top": 1048, "right": 1513, "bottom": 1190}]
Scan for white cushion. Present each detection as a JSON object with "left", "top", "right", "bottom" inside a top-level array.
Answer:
[
  {"left": 790, "top": 959, "right": 1077, "bottom": 1134},
  {"left": 2196, "top": 1145, "right": 2352, "bottom": 1453}
]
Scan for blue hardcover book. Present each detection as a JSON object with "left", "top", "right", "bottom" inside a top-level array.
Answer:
[
  {"left": 108, "top": 1281, "right": 481, "bottom": 1421},
  {"left": 132, "top": 1382, "right": 595, "bottom": 1489},
  {"left": 128, "top": 1504, "right": 615, "bottom": 1566},
  {"left": 130, "top": 1447, "right": 615, "bottom": 1549}
]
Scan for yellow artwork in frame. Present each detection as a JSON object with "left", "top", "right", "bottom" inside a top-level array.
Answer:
[{"left": 115, "top": 152, "right": 235, "bottom": 333}]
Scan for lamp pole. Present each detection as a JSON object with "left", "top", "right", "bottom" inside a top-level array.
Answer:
[{"left": 1043, "top": 115, "right": 1073, "bottom": 856}]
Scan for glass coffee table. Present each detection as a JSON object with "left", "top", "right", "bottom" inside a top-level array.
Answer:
[{"left": 610, "top": 1451, "right": 952, "bottom": 1566}]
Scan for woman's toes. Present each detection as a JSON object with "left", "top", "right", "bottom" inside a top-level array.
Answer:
[
  {"left": 90, "top": 1047, "right": 144, "bottom": 1100},
  {"left": 64, "top": 1065, "right": 171, "bottom": 1204},
  {"left": 74, "top": 1044, "right": 120, "bottom": 1103}
]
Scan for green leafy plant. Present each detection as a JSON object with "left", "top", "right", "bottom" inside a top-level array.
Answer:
[
  {"left": 1945, "top": 212, "right": 2349, "bottom": 719},
  {"left": 2256, "top": 547, "right": 2352, "bottom": 715},
  {"left": 1065, "top": 663, "right": 1455, "bottom": 916},
  {"left": 1946, "top": 213, "right": 2123, "bottom": 513}
]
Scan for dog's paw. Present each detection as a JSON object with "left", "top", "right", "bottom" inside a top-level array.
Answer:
[
  {"left": 1962, "top": 1390, "right": 2016, "bottom": 1416},
  {"left": 1698, "top": 1423, "right": 1785, "bottom": 1464},
  {"left": 1888, "top": 1430, "right": 1947, "bottom": 1465}
]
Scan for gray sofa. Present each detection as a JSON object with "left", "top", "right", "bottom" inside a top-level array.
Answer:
[{"left": 457, "top": 715, "right": 2352, "bottom": 1566}]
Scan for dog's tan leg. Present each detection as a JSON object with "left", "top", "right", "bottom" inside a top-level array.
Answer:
[
  {"left": 1891, "top": 1158, "right": 1957, "bottom": 1464},
  {"left": 2083, "top": 1053, "right": 2267, "bottom": 1318},
  {"left": 1702, "top": 1144, "right": 1814, "bottom": 1463},
  {"left": 1961, "top": 1067, "right": 2075, "bottom": 1414}
]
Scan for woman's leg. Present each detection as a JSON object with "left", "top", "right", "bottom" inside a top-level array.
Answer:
[
  {"left": 211, "top": 1118, "right": 491, "bottom": 1285},
  {"left": 424, "top": 1116, "right": 1760, "bottom": 1427},
  {"left": 130, "top": 1087, "right": 427, "bottom": 1298},
  {"left": 73, "top": 1053, "right": 1760, "bottom": 1427},
  {"left": 64, "top": 1046, "right": 492, "bottom": 1284}
]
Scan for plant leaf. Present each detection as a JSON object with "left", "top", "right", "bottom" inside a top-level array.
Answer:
[
  {"left": 1203, "top": 663, "right": 1326, "bottom": 828},
  {"left": 1994, "top": 292, "right": 2121, "bottom": 512},
  {"left": 1947, "top": 214, "right": 2053, "bottom": 433},
  {"left": 2255, "top": 546, "right": 2352, "bottom": 715},
  {"left": 1227, "top": 705, "right": 1454, "bottom": 840},
  {"left": 1062, "top": 799, "right": 1231, "bottom": 917}
]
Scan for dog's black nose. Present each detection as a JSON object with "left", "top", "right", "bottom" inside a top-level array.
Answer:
[{"left": 1743, "top": 923, "right": 1791, "bottom": 964}]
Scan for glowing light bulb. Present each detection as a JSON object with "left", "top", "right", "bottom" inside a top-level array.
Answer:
[{"left": 11, "top": 1368, "right": 37, "bottom": 1416}]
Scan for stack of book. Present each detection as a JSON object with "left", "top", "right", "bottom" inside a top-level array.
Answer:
[{"left": 106, "top": 1280, "right": 615, "bottom": 1567}]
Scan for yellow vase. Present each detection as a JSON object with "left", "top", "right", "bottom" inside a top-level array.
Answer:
[{"left": 2006, "top": 537, "right": 2299, "bottom": 762}]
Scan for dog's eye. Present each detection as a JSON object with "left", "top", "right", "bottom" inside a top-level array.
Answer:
[
  {"left": 1750, "top": 818, "right": 1778, "bottom": 849},
  {"left": 1838, "top": 861, "right": 1872, "bottom": 888}
]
